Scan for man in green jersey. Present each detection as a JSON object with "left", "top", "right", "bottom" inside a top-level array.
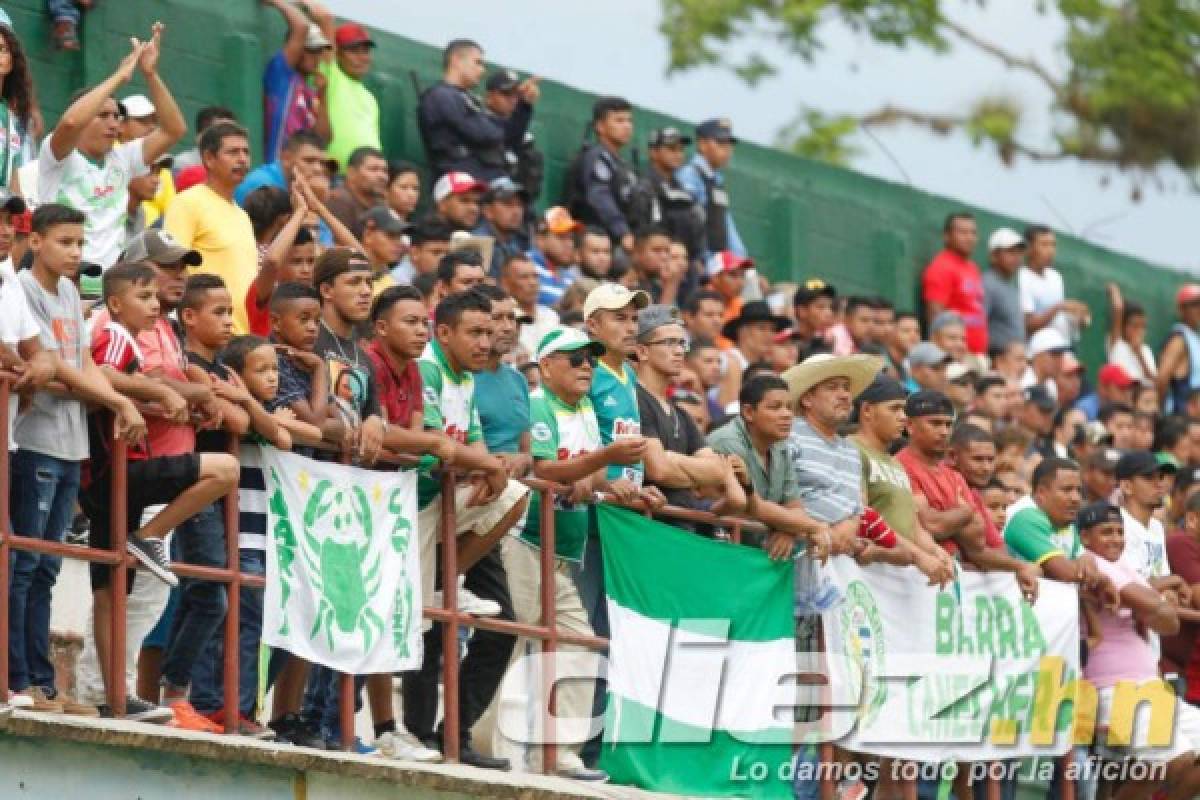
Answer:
[{"left": 503, "top": 326, "right": 651, "bottom": 781}]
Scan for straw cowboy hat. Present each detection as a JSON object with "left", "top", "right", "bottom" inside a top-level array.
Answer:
[{"left": 782, "top": 353, "right": 884, "bottom": 404}]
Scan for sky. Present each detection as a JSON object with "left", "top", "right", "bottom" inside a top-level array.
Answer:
[{"left": 334, "top": 0, "right": 1198, "bottom": 272}]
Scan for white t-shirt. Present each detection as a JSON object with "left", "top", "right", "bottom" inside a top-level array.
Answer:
[
  {"left": 37, "top": 137, "right": 147, "bottom": 268},
  {"left": 1018, "top": 266, "right": 1076, "bottom": 344},
  {"left": 1108, "top": 338, "right": 1157, "bottom": 384},
  {"left": 0, "top": 274, "right": 39, "bottom": 450},
  {"left": 1119, "top": 507, "right": 1168, "bottom": 658}
]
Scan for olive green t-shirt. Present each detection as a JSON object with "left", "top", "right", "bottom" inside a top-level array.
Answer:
[{"left": 853, "top": 438, "right": 917, "bottom": 541}]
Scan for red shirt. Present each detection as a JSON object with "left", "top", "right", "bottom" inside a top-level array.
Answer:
[
  {"left": 922, "top": 248, "right": 987, "bottom": 354},
  {"left": 1164, "top": 530, "right": 1200, "bottom": 700},
  {"left": 365, "top": 340, "right": 423, "bottom": 427},
  {"left": 245, "top": 283, "right": 270, "bottom": 337},
  {"left": 896, "top": 446, "right": 976, "bottom": 556},
  {"left": 967, "top": 487, "right": 1005, "bottom": 549}
]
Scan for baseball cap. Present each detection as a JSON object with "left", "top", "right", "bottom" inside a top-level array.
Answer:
[
  {"left": 485, "top": 69, "right": 520, "bottom": 93},
  {"left": 1023, "top": 385, "right": 1057, "bottom": 412},
  {"left": 636, "top": 304, "right": 683, "bottom": 342},
  {"left": 908, "top": 341, "right": 952, "bottom": 368},
  {"left": 930, "top": 310, "right": 964, "bottom": 335},
  {"left": 0, "top": 10, "right": 12, "bottom": 29},
  {"left": 120, "top": 94, "right": 155, "bottom": 120},
  {"left": 649, "top": 127, "right": 691, "bottom": 148},
  {"left": 535, "top": 326, "right": 606, "bottom": 361},
  {"left": 334, "top": 22, "right": 375, "bottom": 48},
  {"left": 905, "top": 389, "right": 955, "bottom": 418},
  {"left": 313, "top": 247, "right": 371, "bottom": 288},
  {"left": 857, "top": 374, "right": 908, "bottom": 406},
  {"left": 946, "top": 362, "right": 977, "bottom": 384},
  {"left": 433, "top": 171, "right": 487, "bottom": 203},
  {"left": 987, "top": 228, "right": 1025, "bottom": 251},
  {"left": 1178, "top": 285, "right": 1200, "bottom": 307},
  {"left": 706, "top": 250, "right": 754, "bottom": 277},
  {"left": 1060, "top": 352, "right": 1084, "bottom": 375},
  {"left": 1084, "top": 447, "right": 1121, "bottom": 473},
  {"left": 0, "top": 188, "right": 25, "bottom": 215},
  {"left": 793, "top": 278, "right": 837, "bottom": 306},
  {"left": 1076, "top": 501, "right": 1121, "bottom": 531},
  {"left": 695, "top": 117, "right": 738, "bottom": 143},
  {"left": 1098, "top": 363, "right": 1136, "bottom": 388},
  {"left": 1028, "top": 328, "right": 1070, "bottom": 358},
  {"left": 305, "top": 24, "right": 332, "bottom": 51},
  {"left": 121, "top": 229, "right": 202, "bottom": 267},
  {"left": 541, "top": 206, "right": 582, "bottom": 235},
  {"left": 1115, "top": 450, "right": 1173, "bottom": 480},
  {"left": 360, "top": 206, "right": 412, "bottom": 236},
  {"left": 483, "top": 176, "right": 529, "bottom": 203},
  {"left": 583, "top": 283, "right": 650, "bottom": 320}
]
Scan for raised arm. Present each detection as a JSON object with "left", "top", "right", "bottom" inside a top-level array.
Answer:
[
  {"left": 136, "top": 23, "right": 187, "bottom": 165},
  {"left": 49, "top": 39, "right": 145, "bottom": 161},
  {"left": 265, "top": 0, "right": 312, "bottom": 68}
]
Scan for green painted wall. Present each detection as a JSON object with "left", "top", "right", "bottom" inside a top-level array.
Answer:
[{"left": 8, "top": 0, "right": 1187, "bottom": 365}]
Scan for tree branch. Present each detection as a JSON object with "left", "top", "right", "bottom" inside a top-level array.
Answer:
[{"left": 939, "top": 17, "right": 1065, "bottom": 100}]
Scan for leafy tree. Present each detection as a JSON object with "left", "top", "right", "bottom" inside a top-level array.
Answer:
[{"left": 660, "top": 0, "right": 1200, "bottom": 188}]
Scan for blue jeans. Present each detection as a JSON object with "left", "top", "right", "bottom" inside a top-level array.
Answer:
[
  {"left": 45, "top": 0, "right": 79, "bottom": 24},
  {"left": 303, "top": 665, "right": 365, "bottom": 740},
  {"left": 8, "top": 451, "right": 80, "bottom": 692},
  {"left": 162, "top": 503, "right": 228, "bottom": 691},
  {"left": 190, "top": 549, "right": 264, "bottom": 716}
]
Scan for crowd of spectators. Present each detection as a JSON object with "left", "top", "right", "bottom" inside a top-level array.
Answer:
[{"left": 2, "top": 4, "right": 1200, "bottom": 797}]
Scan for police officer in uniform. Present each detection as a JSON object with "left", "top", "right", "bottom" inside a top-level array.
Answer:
[
  {"left": 417, "top": 38, "right": 509, "bottom": 182},
  {"left": 677, "top": 117, "right": 748, "bottom": 262},
  {"left": 483, "top": 68, "right": 545, "bottom": 206},
  {"left": 629, "top": 127, "right": 705, "bottom": 262},
  {"left": 563, "top": 96, "right": 638, "bottom": 253}
]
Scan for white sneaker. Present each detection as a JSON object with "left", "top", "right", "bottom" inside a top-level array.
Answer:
[
  {"left": 7, "top": 692, "right": 33, "bottom": 710},
  {"left": 433, "top": 577, "right": 502, "bottom": 617},
  {"left": 375, "top": 730, "right": 443, "bottom": 763},
  {"left": 555, "top": 750, "right": 608, "bottom": 782}
]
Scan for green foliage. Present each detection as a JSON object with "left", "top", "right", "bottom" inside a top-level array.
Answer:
[{"left": 661, "top": 0, "right": 1200, "bottom": 180}]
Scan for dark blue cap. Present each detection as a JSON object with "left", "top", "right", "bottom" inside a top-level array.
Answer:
[
  {"left": 695, "top": 117, "right": 738, "bottom": 143},
  {"left": 1076, "top": 501, "right": 1121, "bottom": 531}
]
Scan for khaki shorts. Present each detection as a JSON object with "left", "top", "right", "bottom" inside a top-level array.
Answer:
[{"left": 417, "top": 479, "right": 530, "bottom": 614}]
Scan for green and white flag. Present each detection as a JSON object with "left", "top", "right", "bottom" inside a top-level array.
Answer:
[
  {"left": 262, "top": 449, "right": 422, "bottom": 674},
  {"left": 598, "top": 505, "right": 795, "bottom": 799}
]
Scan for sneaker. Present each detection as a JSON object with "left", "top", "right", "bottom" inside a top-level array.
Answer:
[
  {"left": 66, "top": 513, "right": 89, "bottom": 546},
  {"left": 127, "top": 535, "right": 179, "bottom": 587},
  {"left": 123, "top": 696, "right": 173, "bottom": 724},
  {"left": 325, "top": 733, "right": 379, "bottom": 756},
  {"left": 166, "top": 699, "right": 223, "bottom": 733},
  {"left": 203, "top": 709, "right": 275, "bottom": 740},
  {"left": 433, "top": 577, "right": 502, "bottom": 617},
  {"left": 555, "top": 750, "right": 608, "bottom": 782},
  {"left": 270, "top": 713, "right": 327, "bottom": 749},
  {"left": 57, "top": 693, "right": 100, "bottom": 718},
  {"left": 0, "top": 702, "right": 11, "bottom": 721},
  {"left": 7, "top": 691, "right": 33, "bottom": 710},
  {"left": 20, "top": 687, "right": 64, "bottom": 713},
  {"left": 376, "top": 730, "right": 443, "bottom": 763},
  {"left": 51, "top": 19, "right": 80, "bottom": 51}
]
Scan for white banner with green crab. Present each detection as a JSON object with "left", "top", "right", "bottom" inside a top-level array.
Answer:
[{"left": 261, "top": 448, "right": 422, "bottom": 674}]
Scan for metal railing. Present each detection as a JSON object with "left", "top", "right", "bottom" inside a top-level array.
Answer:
[{"left": 0, "top": 374, "right": 1090, "bottom": 797}]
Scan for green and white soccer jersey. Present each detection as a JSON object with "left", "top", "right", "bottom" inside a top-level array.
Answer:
[
  {"left": 417, "top": 340, "right": 482, "bottom": 507},
  {"left": 589, "top": 359, "right": 643, "bottom": 486},
  {"left": 519, "top": 389, "right": 602, "bottom": 562}
]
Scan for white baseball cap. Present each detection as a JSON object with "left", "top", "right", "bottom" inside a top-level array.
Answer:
[
  {"left": 120, "top": 94, "right": 155, "bottom": 120},
  {"left": 988, "top": 227, "right": 1025, "bottom": 251},
  {"left": 1028, "top": 327, "right": 1070, "bottom": 358},
  {"left": 582, "top": 283, "right": 650, "bottom": 320},
  {"left": 535, "top": 326, "right": 606, "bottom": 361}
]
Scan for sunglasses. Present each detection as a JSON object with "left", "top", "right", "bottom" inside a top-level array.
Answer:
[{"left": 565, "top": 349, "right": 598, "bottom": 369}]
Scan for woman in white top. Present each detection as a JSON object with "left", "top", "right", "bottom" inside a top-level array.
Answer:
[{"left": 1106, "top": 282, "right": 1157, "bottom": 384}]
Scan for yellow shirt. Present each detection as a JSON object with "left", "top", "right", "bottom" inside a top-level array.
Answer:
[
  {"left": 142, "top": 166, "right": 176, "bottom": 227},
  {"left": 164, "top": 184, "right": 257, "bottom": 333},
  {"left": 371, "top": 270, "right": 395, "bottom": 297}
]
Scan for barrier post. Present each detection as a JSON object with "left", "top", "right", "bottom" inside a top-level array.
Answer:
[
  {"left": 222, "top": 436, "right": 241, "bottom": 736},
  {"left": 440, "top": 471, "right": 461, "bottom": 762},
  {"left": 108, "top": 437, "right": 128, "bottom": 717},
  {"left": 539, "top": 486, "right": 557, "bottom": 775},
  {"left": 0, "top": 379, "right": 10, "bottom": 702}
]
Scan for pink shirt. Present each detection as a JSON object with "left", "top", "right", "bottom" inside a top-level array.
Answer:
[
  {"left": 1084, "top": 556, "right": 1160, "bottom": 689},
  {"left": 91, "top": 311, "right": 196, "bottom": 457}
]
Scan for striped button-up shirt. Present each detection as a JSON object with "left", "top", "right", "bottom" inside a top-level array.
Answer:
[{"left": 788, "top": 417, "right": 863, "bottom": 524}]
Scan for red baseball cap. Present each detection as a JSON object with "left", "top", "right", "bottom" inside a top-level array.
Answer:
[
  {"left": 1098, "top": 363, "right": 1136, "bottom": 388},
  {"left": 1178, "top": 284, "right": 1200, "bottom": 307},
  {"left": 433, "top": 171, "right": 487, "bottom": 202},
  {"left": 335, "top": 23, "right": 375, "bottom": 49},
  {"left": 706, "top": 250, "right": 754, "bottom": 277}
]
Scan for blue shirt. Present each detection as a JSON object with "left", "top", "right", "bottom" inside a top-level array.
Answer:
[
  {"left": 235, "top": 161, "right": 286, "bottom": 206},
  {"left": 526, "top": 248, "right": 574, "bottom": 308},
  {"left": 263, "top": 51, "right": 318, "bottom": 165},
  {"left": 473, "top": 363, "right": 530, "bottom": 454},
  {"left": 676, "top": 153, "right": 747, "bottom": 259}
]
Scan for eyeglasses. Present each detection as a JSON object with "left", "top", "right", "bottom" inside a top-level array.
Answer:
[
  {"left": 643, "top": 337, "right": 690, "bottom": 352},
  {"left": 565, "top": 350, "right": 598, "bottom": 368}
]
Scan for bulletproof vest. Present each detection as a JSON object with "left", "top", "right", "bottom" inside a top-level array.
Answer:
[
  {"left": 657, "top": 178, "right": 706, "bottom": 259},
  {"left": 416, "top": 85, "right": 505, "bottom": 169},
  {"left": 562, "top": 145, "right": 589, "bottom": 219},
  {"left": 510, "top": 132, "right": 544, "bottom": 203},
  {"left": 699, "top": 167, "right": 729, "bottom": 252}
]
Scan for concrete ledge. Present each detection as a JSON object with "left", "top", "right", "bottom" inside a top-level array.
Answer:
[{"left": 0, "top": 711, "right": 675, "bottom": 800}]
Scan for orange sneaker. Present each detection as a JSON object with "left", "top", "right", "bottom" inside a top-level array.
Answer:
[{"left": 166, "top": 699, "right": 222, "bottom": 734}]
